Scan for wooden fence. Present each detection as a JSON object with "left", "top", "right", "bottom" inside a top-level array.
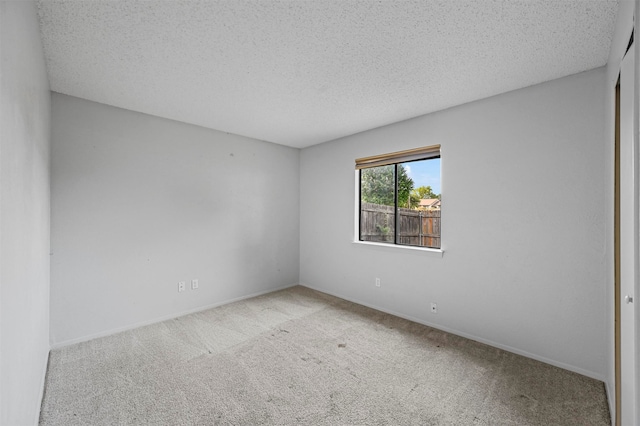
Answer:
[{"left": 360, "top": 202, "right": 441, "bottom": 248}]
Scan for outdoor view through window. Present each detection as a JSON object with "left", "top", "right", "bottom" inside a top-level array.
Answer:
[{"left": 358, "top": 148, "right": 441, "bottom": 249}]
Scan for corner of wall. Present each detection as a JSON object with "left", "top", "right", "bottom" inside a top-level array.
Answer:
[{"left": 0, "top": 0, "right": 52, "bottom": 424}]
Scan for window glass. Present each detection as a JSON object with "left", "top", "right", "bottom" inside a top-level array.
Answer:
[
  {"left": 360, "top": 165, "right": 395, "bottom": 243},
  {"left": 358, "top": 154, "right": 440, "bottom": 249}
]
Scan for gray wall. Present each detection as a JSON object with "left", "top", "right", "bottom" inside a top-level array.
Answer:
[
  {"left": 50, "top": 94, "right": 300, "bottom": 346},
  {"left": 0, "top": 1, "right": 51, "bottom": 424},
  {"left": 300, "top": 68, "right": 608, "bottom": 380}
]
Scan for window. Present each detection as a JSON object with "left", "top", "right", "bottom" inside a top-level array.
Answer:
[{"left": 356, "top": 145, "right": 441, "bottom": 249}]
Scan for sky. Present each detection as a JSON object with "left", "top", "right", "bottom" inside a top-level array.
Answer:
[{"left": 404, "top": 158, "right": 441, "bottom": 196}]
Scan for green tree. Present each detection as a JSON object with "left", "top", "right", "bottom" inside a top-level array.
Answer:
[
  {"left": 361, "top": 165, "right": 415, "bottom": 207},
  {"left": 411, "top": 185, "right": 439, "bottom": 201},
  {"left": 397, "top": 165, "right": 414, "bottom": 208},
  {"left": 409, "top": 193, "right": 421, "bottom": 209}
]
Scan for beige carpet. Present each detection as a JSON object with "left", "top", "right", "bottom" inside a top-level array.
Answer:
[{"left": 40, "top": 286, "right": 610, "bottom": 425}]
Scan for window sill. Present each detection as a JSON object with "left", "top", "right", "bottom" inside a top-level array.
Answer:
[{"left": 352, "top": 240, "right": 444, "bottom": 257}]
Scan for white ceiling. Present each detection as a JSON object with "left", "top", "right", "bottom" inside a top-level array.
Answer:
[{"left": 37, "top": 0, "right": 619, "bottom": 149}]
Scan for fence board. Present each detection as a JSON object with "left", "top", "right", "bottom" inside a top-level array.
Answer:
[{"left": 360, "top": 202, "right": 440, "bottom": 248}]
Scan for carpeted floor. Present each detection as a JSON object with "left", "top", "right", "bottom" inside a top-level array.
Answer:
[{"left": 40, "top": 286, "right": 610, "bottom": 425}]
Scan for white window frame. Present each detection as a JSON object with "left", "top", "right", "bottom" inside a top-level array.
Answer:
[{"left": 353, "top": 145, "right": 443, "bottom": 256}]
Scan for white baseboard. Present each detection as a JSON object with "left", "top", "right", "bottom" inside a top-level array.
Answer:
[
  {"left": 35, "top": 349, "right": 50, "bottom": 424},
  {"left": 51, "top": 281, "right": 607, "bottom": 384},
  {"left": 605, "top": 379, "right": 615, "bottom": 425},
  {"left": 300, "top": 283, "right": 606, "bottom": 383},
  {"left": 51, "top": 283, "right": 299, "bottom": 349}
]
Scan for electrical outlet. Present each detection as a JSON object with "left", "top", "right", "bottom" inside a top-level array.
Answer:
[
  {"left": 178, "top": 281, "right": 186, "bottom": 292},
  {"left": 430, "top": 302, "right": 437, "bottom": 314},
  {"left": 191, "top": 279, "right": 199, "bottom": 290},
  {"left": 375, "top": 277, "right": 381, "bottom": 287}
]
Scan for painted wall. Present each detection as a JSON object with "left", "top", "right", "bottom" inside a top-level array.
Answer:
[
  {"left": 0, "top": 1, "right": 51, "bottom": 424},
  {"left": 300, "top": 68, "right": 608, "bottom": 380},
  {"left": 50, "top": 94, "right": 300, "bottom": 346}
]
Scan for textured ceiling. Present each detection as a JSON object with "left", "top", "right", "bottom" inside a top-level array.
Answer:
[{"left": 37, "top": 0, "right": 619, "bottom": 148}]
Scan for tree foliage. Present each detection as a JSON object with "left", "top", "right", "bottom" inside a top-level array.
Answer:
[
  {"left": 361, "top": 165, "right": 415, "bottom": 208},
  {"left": 411, "top": 185, "right": 440, "bottom": 201}
]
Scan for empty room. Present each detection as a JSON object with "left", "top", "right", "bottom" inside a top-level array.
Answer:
[{"left": 2, "top": 0, "right": 639, "bottom": 425}]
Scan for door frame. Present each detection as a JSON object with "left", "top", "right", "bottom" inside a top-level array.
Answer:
[
  {"left": 614, "top": 76, "right": 621, "bottom": 426},
  {"left": 615, "top": 34, "right": 639, "bottom": 426}
]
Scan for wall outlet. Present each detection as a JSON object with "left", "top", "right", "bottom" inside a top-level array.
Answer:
[
  {"left": 375, "top": 277, "right": 381, "bottom": 287},
  {"left": 430, "top": 302, "right": 437, "bottom": 314},
  {"left": 178, "top": 281, "right": 186, "bottom": 292},
  {"left": 191, "top": 279, "right": 199, "bottom": 290}
]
